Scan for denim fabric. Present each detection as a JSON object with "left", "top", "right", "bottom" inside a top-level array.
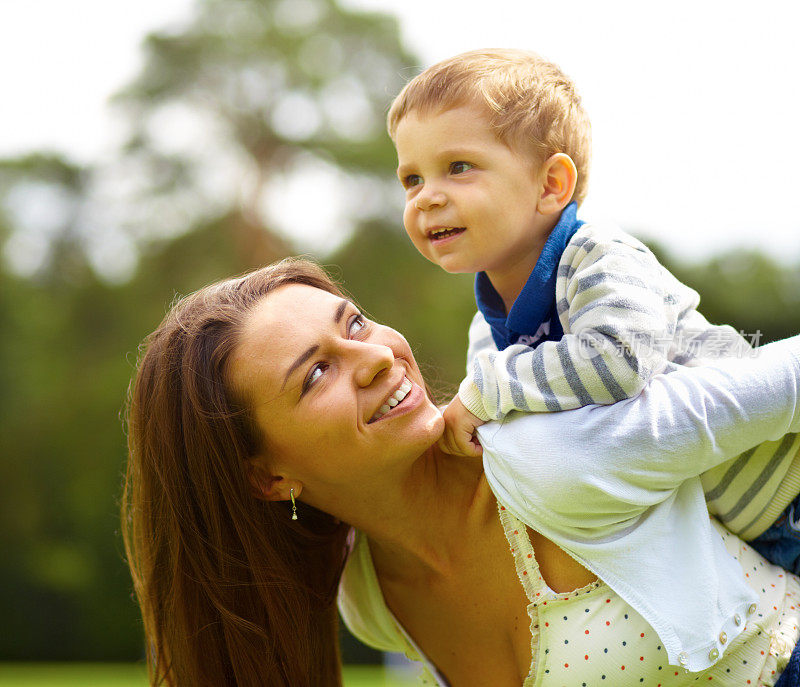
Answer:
[
  {"left": 775, "top": 636, "right": 800, "bottom": 687},
  {"left": 749, "top": 494, "right": 800, "bottom": 575}
]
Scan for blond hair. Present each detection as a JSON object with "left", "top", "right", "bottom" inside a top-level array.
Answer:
[{"left": 388, "top": 48, "right": 592, "bottom": 206}]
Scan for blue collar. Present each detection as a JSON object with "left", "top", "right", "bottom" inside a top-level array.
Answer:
[{"left": 475, "top": 202, "right": 583, "bottom": 350}]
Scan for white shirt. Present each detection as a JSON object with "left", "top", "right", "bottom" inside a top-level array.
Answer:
[{"left": 478, "top": 336, "right": 800, "bottom": 671}]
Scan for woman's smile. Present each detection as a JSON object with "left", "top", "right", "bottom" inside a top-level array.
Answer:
[
  {"left": 368, "top": 376, "right": 421, "bottom": 423},
  {"left": 228, "top": 283, "right": 445, "bottom": 492}
]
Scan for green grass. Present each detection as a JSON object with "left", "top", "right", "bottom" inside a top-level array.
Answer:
[
  {"left": 343, "top": 665, "right": 418, "bottom": 686},
  {"left": 0, "top": 664, "right": 148, "bottom": 687},
  {"left": 0, "top": 663, "right": 417, "bottom": 686}
]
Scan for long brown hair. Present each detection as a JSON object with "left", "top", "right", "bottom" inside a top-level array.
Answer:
[{"left": 122, "top": 258, "right": 351, "bottom": 686}]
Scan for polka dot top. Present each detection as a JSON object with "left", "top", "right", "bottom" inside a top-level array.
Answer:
[
  {"left": 338, "top": 504, "right": 800, "bottom": 686},
  {"left": 494, "top": 503, "right": 800, "bottom": 687}
]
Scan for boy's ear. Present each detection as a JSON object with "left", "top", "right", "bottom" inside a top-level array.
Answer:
[
  {"left": 537, "top": 153, "right": 578, "bottom": 215},
  {"left": 245, "top": 459, "right": 302, "bottom": 502}
]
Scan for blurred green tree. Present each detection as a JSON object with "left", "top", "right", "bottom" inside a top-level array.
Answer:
[
  {"left": 107, "top": 0, "right": 416, "bottom": 278},
  {"left": 650, "top": 243, "right": 800, "bottom": 344},
  {"left": 0, "top": 0, "right": 416, "bottom": 662}
]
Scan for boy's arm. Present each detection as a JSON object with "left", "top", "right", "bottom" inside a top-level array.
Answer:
[
  {"left": 435, "top": 312, "right": 494, "bottom": 457},
  {"left": 459, "top": 228, "right": 700, "bottom": 421},
  {"left": 464, "top": 310, "right": 496, "bottom": 371},
  {"left": 480, "top": 336, "right": 800, "bottom": 520},
  {"left": 438, "top": 394, "right": 485, "bottom": 457}
]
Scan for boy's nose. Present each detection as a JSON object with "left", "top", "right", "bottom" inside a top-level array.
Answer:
[{"left": 414, "top": 187, "right": 446, "bottom": 211}]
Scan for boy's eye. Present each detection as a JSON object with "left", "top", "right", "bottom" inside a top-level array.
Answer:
[
  {"left": 403, "top": 174, "right": 422, "bottom": 189},
  {"left": 450, "top": 161, "right": 473, "bottom": 175}
]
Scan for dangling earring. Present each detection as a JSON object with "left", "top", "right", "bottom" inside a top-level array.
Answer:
[{"left": 290, "top": 488, "right": 298, "bottom": 521}]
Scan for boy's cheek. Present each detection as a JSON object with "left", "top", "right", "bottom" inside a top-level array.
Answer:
[
  {"left": 401, "top": 217, "right": 424, "bottom": 247},
  {"left": 402, "top": 205, "right": 415, "bottom": 232}
]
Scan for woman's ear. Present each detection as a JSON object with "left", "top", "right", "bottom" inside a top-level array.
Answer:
[
  {"left": 245, "top": 459, "right": 302, "bottom": 502},
  {"left": 537, "top": 153, "right": 578, "bottom": 215}
]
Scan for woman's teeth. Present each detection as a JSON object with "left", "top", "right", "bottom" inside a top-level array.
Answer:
[{"left": 371, "top": 378, "right": 413, "bottom": 422}]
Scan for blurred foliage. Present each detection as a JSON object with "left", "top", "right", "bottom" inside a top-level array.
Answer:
[
  {"left": 650, "top": 245, "right": 800, "bottom": 345},
  {"left": 0, "top": 0, "right": 414, "bottom": 663},
  {"left": 0, "top": 0, "right": 798, "bottom": 666},
  {"left": 105, "top": 0, "right": 416, "bottom": 267}
]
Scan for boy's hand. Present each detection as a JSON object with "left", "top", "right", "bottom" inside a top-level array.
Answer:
[{"left": 437, "top": 395, "right": 486, "bottom": 457}]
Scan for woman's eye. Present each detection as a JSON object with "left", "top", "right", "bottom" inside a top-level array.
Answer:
[
  {"left": 349, "top": 314, "right": 367, "bottom": 336},
  {"left": 403, "top": 174, "right": 422, "bottom": 189},
  {"left": 303, "top": 363, "right": 328, "bottom": 393},
  {"left": 450, "top": 161, "right": 473, "bottom": 175}
]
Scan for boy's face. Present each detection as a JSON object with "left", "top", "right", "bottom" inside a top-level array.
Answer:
[{"left": 395, "top": 104, "right": 552, "bottom": 286}]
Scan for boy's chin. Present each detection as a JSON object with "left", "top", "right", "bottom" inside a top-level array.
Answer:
[{"left": 429, "top": 258, "right": 474, "bottom": 275}]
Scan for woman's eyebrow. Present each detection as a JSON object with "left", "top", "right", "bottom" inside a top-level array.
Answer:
[
  {"left": 280, "top": 299, "right": 350, "bottom": 391},
  {"left": 333, "top": 299, "right": 349, "bottom": 323},
  {"left": 281, "top": 344, "right": 319, "bottom": 391}
]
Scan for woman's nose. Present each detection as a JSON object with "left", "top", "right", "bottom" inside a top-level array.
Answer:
[{"left": 352, "top": 341, "right": 394, "bottom": 388}]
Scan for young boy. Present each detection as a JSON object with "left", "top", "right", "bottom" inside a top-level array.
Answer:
[{"left": 387, "top": 48, "right": 800, "bottom": 569}]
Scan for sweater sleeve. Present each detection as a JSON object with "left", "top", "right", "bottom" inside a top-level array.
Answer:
[
  {"left": 479, "top": 335, "right": 800, "bottom": 527},
  {"left": 464, "top": 310, "right": 496, "bottom": 373},
  {"left": 459, "top": 226, "right": 701, "bottom": 421}
]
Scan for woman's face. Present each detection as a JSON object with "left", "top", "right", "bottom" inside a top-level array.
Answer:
[{"left": 228, "top": 284, "right": 445, "bottom": 501}]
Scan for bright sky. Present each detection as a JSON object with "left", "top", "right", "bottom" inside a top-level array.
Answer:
[
  {"left": 2, "top": 0, "right": 799, "bottom": 264},
  {"left": 0, "top": 0, "right": 193, "bottom": 161}
]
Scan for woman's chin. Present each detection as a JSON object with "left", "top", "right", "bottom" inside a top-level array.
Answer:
[
  {"left": 417, "top": 405, "right": 446, "bottom": 446},
  {"left": 430, "top": 408, "right": 446, "bottom": 435}
]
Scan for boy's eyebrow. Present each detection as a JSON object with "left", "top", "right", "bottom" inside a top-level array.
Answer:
[
  {"left": 281, "top": 299, "right": 350, "bottom": 390},
  {"left": 396, "top": 162, "right": 413, "bottom": 179},
  {"left": 436, "top": 147, "right": 485, "bottom": 159}
]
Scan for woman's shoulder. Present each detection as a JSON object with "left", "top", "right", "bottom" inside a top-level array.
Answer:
[{"left": 337, "top": 531, "right": 410, "bottom": 654}]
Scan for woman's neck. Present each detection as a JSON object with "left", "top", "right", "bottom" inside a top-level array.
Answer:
[{"left": 354, "top": 445, "right": 495, "bottom": 581}]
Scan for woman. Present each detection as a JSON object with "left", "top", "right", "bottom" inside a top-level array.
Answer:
[{"left": 123, "top": 258, "right": 800, "bottom": 686}]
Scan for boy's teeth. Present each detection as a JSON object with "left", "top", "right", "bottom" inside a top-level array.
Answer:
[{"left": 431, "top": 227, "right": 464, "bottom": 239}]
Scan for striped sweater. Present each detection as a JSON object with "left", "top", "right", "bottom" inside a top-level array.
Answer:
[{"left": 459, "top": 221, "right": 800, "bottom": 540}]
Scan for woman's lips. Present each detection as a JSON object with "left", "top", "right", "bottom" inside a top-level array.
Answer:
[{"left": 368, "top": 379, "right": 422, "bottom": 424}]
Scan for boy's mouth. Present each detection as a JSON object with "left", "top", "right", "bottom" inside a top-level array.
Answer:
[{"left": 428, "top": 227, "right": 466, "bottom": 242}]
